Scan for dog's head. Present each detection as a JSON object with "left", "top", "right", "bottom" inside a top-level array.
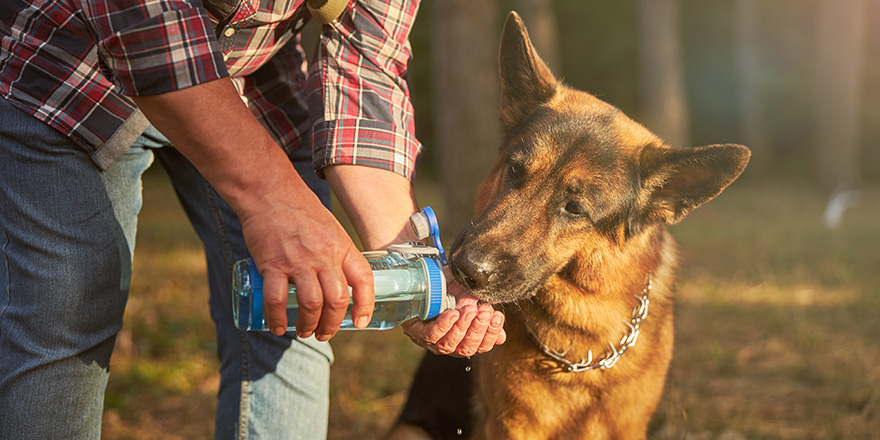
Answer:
[{"left": 450, "top": 12, "right": 750, "bottom": 303}]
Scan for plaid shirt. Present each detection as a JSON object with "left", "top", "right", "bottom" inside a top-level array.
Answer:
[{"left": 0, "top": 0, "right": 422, "bottom": 180}]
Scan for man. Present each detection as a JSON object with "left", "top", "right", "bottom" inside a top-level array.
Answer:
[{"left": 0, "top": 0, "right": 504, "bottom": 438}]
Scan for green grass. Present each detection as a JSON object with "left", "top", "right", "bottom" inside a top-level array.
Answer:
[
  {"left": 650, "top": 183, "right": 880, "bottom": 439},
  {"left": 102, "top": 170, "right": 879, "bottom": 439}
]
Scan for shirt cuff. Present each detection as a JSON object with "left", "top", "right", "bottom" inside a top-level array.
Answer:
[{"left": 311, "top": 117, "right": 422, "bottom": 181}]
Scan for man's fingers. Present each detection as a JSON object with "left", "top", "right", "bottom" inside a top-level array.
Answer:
[
  {"left": 344, "top": 250, "right": 375, "bottom": 329},
  {"left": 434, "top": 305, "right": 478, "bottom": 355},
  {"left": 401, "top": 310, "right": 459, "bottom": 349},
  {"left": 476, "top": 310, "right": 506, "bottom": 353},
  {"left": 292, "top": 272, "right": 322, "bottom": 339},
  {"left": 261, "top": 269, "right": 293, "bottom": 336},
  {"left": 314, "top": 269, "right": 351, "bottom": 341},
  {"left": 451, "top": 308, "right": 492, "bottom": 357},
  {"left": 400, "top": 306, "right": 507, "bottom": 357}
]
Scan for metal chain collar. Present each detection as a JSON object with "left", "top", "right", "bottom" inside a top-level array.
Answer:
[{"left": 524, "top": 273, "right": 652, "bottom": 373}]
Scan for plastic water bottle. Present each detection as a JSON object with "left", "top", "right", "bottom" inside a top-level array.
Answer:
[{"left": 232, "top": 208, "right": 453, "bottom": 331}]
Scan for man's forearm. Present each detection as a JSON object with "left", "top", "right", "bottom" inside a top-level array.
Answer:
[
  {"left": 324, "top": 165, "right": 420, "bottom": 251},
  {"left": 131, "top": 77, "right": 309, "bottom": 215}
]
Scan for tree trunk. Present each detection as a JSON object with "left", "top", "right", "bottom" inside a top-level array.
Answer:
[
  {"left": 813, "top": 0, "right": 866, "bottom": 190},
  {"left": 636, "top": 0, "right": 690, "bottom": 147},
  {"left": 431, "top": 1, "right": 500, "bottom": 232},
  {"left": 735, "top": 0, "right": 767, "bottom": 178}
]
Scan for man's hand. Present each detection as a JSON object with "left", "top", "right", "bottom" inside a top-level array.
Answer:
[
  {"left": 132, "top": 78, "right": 376, "bottom": 340},
  {"left": 401, "top": 270, "right": 505, "bottom": 357},
  {"left": 237, "top": 196, "right": 375, "bottom": 339}
]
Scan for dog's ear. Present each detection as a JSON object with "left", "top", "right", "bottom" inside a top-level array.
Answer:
[
  {"left": 498, "top": 11, "right": 557, "bottom": 131},
  {"left": 635, "top": 143, "right": 750, "bottom": 228}
]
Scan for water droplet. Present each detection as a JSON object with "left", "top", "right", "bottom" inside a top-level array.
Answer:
[
  {"left": 464, "top": 365, "right": 471, "bottom": 372},
  {"left": 456, "top": 428, "right": 463, "bottom": 436}
]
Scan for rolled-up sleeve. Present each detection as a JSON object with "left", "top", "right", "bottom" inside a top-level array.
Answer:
[
  {"left": 308, "top": 0, "right": 422, "bottom": 181},
  {"left": 82, "top": 0, "right": 228, "bottom": 96}
]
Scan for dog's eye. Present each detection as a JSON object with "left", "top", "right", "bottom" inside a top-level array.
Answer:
[
  {"left": 507, "top": 164, "right": 523, "bottom": 179},
  {"left": 564, "top": 201, "right": 584, "bottom": 216}
]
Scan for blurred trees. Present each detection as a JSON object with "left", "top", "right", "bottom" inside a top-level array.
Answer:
[
  {"left": 427, "top": 0, "right": 500, "bottom": 231},
  {"left": 813, "top": 0, "right": 866, "bottom": 191},
  {"left": 637, "top": 0, "right": 690, "bottom": 147},
  {"left": 735, "top": 0, "right": 768, "bottom": 177}
]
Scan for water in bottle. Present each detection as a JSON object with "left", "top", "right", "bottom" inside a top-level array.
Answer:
[{"left": 232, "top": 247, "right": 453, "bottom": 331}]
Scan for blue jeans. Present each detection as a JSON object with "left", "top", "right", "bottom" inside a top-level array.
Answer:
[{"left": 0, "top": 98, "right": 333, "bottom": 439}]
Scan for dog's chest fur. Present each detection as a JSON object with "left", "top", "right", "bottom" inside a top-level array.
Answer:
[{"left": 471, "top": 229, "right": 677, "bottom": 440}]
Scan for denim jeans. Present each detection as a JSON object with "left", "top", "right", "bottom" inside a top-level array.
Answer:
[{"left": 0, "top": 97, "right": 333, "bottom": 439}]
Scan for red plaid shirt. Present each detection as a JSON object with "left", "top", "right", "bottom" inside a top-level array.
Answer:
[{"left": 0, "top": 0, "right": 422, "bottom": 180}]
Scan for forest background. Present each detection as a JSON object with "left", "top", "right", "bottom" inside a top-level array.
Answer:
[{"left": 102, "top": 1, "right": 880, "bottom": 439}]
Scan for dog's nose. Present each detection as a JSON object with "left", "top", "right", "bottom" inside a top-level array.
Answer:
[{"left": 451, "top": 253, "right": 494, "bottom": 290}]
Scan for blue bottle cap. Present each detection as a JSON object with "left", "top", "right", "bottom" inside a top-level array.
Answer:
[
  {"left": 422, "top": 257, "right": 447, "bottom": 320},
  {"left": 419, "top": 207, "right": 448, "bottom": 266}
]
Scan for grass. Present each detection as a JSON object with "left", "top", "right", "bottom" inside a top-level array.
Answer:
[
  {"left": 650, "top": 183, "right": 880, "bottom": 440},
  {"left": 102, "top": 169, "right": 879, "bottom": 439}
]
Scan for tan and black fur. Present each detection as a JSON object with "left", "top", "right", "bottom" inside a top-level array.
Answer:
[{"left": 393, "top": 11, "right": 749, "bottom": 440}]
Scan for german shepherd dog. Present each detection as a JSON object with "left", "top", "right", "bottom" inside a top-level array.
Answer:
[{"left": 393, "top": 11, "right": 749, "bottom": 440}]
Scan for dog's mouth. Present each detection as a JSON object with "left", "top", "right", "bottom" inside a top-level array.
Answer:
[
  {"left": 450, "top": 260, "right": 543, "bottom": 304},
  {"left": 453, "top": 295, "right": 492, "bottom": 309}
]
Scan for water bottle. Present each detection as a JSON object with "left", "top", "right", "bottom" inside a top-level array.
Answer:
[{"left": 232, "top": 208, "right": 453, "bottom": 331}]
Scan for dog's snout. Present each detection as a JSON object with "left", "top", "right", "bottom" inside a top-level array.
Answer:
[
  {"left": 451, "top": 252, "right": 495, "bottom": 290},
  {"left": 451, "top": 263, "right": 479, "bottom": 289}
]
